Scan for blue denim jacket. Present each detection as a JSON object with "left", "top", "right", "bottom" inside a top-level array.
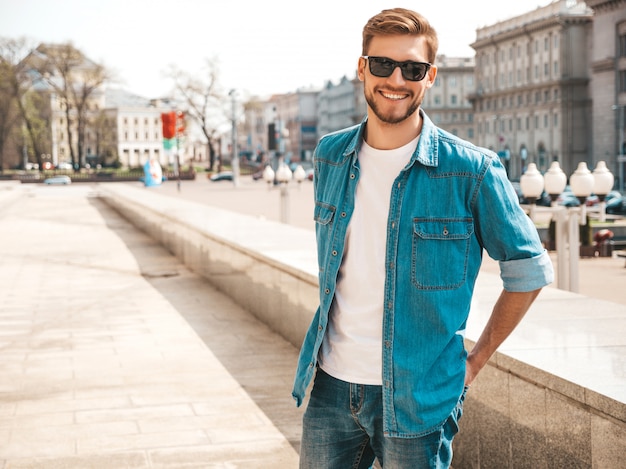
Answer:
[{"left": 292, "top": 111, "right": 554, "bottom": 437}]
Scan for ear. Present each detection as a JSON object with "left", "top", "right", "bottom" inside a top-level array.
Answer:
[
  {"left": 357, "top": 57, "right": 366, "bottom": 82},
  {"left": 425, "top": 65, "right": 437, "bottom": 89}
]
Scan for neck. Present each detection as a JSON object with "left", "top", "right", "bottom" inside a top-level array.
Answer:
[{"left": 364, "top": 109, "right": 422, "bottom": 150}]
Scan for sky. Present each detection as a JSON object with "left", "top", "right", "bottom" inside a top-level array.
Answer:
[{"left": 0, "top": 0, "right": 553, "bottom": 100}]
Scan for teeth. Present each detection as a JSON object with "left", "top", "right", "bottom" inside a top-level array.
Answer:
[{"left": 382, "top": 92, "right": 405, "bottom": 100}]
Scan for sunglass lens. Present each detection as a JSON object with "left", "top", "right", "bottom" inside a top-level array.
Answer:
[
  {"left": 405, "top": 63, "right": 428, "bottom": 81},
  {"left": 369, "top": 58, "right": 394, "bottom": 77}
]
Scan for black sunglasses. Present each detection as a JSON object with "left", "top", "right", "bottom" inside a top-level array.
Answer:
[{"left": 362, "top": 56, "right": 432, "bottom": 82}]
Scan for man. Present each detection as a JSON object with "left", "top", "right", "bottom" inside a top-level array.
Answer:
[{"left": 292, "top": 8, "right": 554, "bottom": 469}]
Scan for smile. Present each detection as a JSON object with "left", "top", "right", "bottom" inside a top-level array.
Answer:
[{"left": 380, "top": 91, "right": 408, "bottom": 100}]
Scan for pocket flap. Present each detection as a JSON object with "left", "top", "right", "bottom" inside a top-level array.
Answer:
[
  {"left": 413, "top": 219, "right": 474, "bottom": 240},
  {"left": 314, "top": 202, "right": 336, "bottom": 225}
]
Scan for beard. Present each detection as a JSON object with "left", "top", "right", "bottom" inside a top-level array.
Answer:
[{"left": 364, "top": 85, "right": 422, "bottom": 125}]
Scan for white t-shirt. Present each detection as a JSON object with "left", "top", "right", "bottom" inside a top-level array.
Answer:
[{"left": 319, "top": 135, "right": 418, "bottom": 385}]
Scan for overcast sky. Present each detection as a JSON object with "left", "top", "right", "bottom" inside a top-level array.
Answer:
[{"left": 0, "top": 0, "right": 552, "bottom": 99}]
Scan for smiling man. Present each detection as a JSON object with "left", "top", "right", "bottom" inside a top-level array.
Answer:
[{"left": 292, "top": 8, "right": 553, "bottom": 469}]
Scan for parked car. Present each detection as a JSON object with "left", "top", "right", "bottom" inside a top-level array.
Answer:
[
  {"left": 209, "top": 171, "right": 233, "bottom": 182},
  {"left": 43, "top": 175, "right": 71, "bottom": 185},
  {"left": 606, "top": 194, "right": 626, "bottom": 215},
  {"left": 586, "top": 190, "right": 622, "bottom": 207}
]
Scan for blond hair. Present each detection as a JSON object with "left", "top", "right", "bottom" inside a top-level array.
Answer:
[{"left": 362, "top": 8, "right": 439, "bottom": 63}]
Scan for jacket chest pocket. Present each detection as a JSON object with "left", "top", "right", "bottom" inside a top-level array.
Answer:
[{"left": 411, "top": 218, "right": 474, "bottom": 290}]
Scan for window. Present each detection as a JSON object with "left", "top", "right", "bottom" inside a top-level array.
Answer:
[
  {"left": 554, "top": 61, "right": 559, "bottom": 76},
  {"left": 544, "top": 114, "right": 549, "bottom": 128},
  {"left": 451, "top": 95, "right": 458, "bottom": 105},
  {"left": 449, "top": 76, "right": 457, "bottom": 87},
  {"left": 554, "top": 113, "right": 559, "bottom": 127},
  {"left": 544, "top": 63, "right": 549, "bottom": 77}
]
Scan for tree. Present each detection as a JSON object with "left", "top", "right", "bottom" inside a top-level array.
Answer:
[
  {"left": 0, "top": 37, "right": 32, "bottom": 171},
  {"left": 90, "top": 110, "right": 117, "bottom": 166},
  {"left": 31, "top": 43, "right": 109, "bottom": 170},
  {"left": 165, "top": 58, "right": 231, "bottom": 172}
]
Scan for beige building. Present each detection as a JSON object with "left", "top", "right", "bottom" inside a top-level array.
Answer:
[
  {"left": 586, "top": 0, "right": 626, "bottom": 191},
  {"left": 470, "top": 0, "right": 594, "bottom": 180},
  {"left": 270, "top": 89, "right": 318, "bottom": 162},
  {"left": 423, "top": 55, "right": 476, "bottom": 143}
]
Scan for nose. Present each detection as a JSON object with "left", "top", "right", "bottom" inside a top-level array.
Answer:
[{"left": 387, "top": 65, "right": 406, "bottom": 85}]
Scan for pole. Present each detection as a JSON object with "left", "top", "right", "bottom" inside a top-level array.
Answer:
[
  {"left": 280, "top": 182, "right": 289, "bottom": 223},
  {"left": 568, "top": 210, "right": 579, "bottom": 293},
  {"left": 554, "top": 207, "right": 568, "bottom": 291},
  {"left": 230, "top": 89, "right": 240, "bottom": 188}
]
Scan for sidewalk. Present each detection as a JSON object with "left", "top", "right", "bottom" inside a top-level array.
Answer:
[{"left": 0, "top": 183, "right": 302, "bottom": 468}]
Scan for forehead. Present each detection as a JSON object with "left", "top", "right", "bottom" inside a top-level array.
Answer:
[{"left": 367, "top": 35, "right": 429, "bottom": 62}]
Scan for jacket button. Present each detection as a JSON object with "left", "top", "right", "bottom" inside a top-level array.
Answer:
[
  {"left": 325, "top": 288, "right": 330, "bottom": 294},
  {"left": 332, "top": 250, "right": 338, "bottom": 256},
  {"left": 341, "top": 212, "right": 347, "bottom": 218},
  {"left": 350, "top": 173, "right": 355, "bottom": 179}
]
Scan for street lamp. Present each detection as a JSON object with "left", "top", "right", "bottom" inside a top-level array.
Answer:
[
  {"left": 520, "top": 161, "right": 613, "bottom": 292},
  {"left": 592, "top": 161, "right": 615, "bottom": 222},
  {"left": 293, "top": 164, "right": 306, "bottom": 189},
  {"left": 276, "top": 162, "right": 293, "bottom": 223},
  {"left": 262, "top": 164, "right": 275, "bottom": 190}
]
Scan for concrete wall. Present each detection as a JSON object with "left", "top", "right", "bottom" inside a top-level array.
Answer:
[{"left": 100, "top": 183, "right": 626, "bottom": 469}]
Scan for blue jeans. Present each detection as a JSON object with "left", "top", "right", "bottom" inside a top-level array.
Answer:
[{"left": 299, "top": 369, "right": 467, "bottom": 469}]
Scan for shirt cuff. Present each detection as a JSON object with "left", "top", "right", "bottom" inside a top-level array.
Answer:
[{"left": 498, "top": 250, "right": 554, "bottom": 292}]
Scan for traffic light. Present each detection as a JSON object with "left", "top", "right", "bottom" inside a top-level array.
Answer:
[
  {"left": 268, "top": 123, "right": 276, "bottom": 150},
  {"left": 161, "top": 112, "right": 176, "bottom": 139}
]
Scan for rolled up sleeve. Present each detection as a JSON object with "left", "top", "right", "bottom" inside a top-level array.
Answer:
[{"left": 499, "top": 249, "right": 554, "bottom": 292}]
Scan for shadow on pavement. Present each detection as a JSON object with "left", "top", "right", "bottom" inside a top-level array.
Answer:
[{"left": 89, "top": 196, "right": 305, "bottom": 454}]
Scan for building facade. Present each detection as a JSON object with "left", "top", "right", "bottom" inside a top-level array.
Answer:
[
  {"left": 470, "top": 0, "right": 594, "bottom": 180},
  {"left": 317, "top": 75, "right": 365, "bottom": 139},
  {"left": 423, "top": 55, "right": 476, "bottom": 143},
  {"left": 586, "top": 0, "right": 626, "bottom": 190},
  {"left": 270, "top": 89, "right": 318, "bottom": 162}
]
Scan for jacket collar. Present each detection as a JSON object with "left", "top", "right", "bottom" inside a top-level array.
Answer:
[{"left": 345, "top": 109, "right": 439, "bottom": 168}]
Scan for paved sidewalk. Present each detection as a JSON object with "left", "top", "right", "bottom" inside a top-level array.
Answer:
[{"left": 0, "top": 183, "right": 302, "bottom": 468}]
